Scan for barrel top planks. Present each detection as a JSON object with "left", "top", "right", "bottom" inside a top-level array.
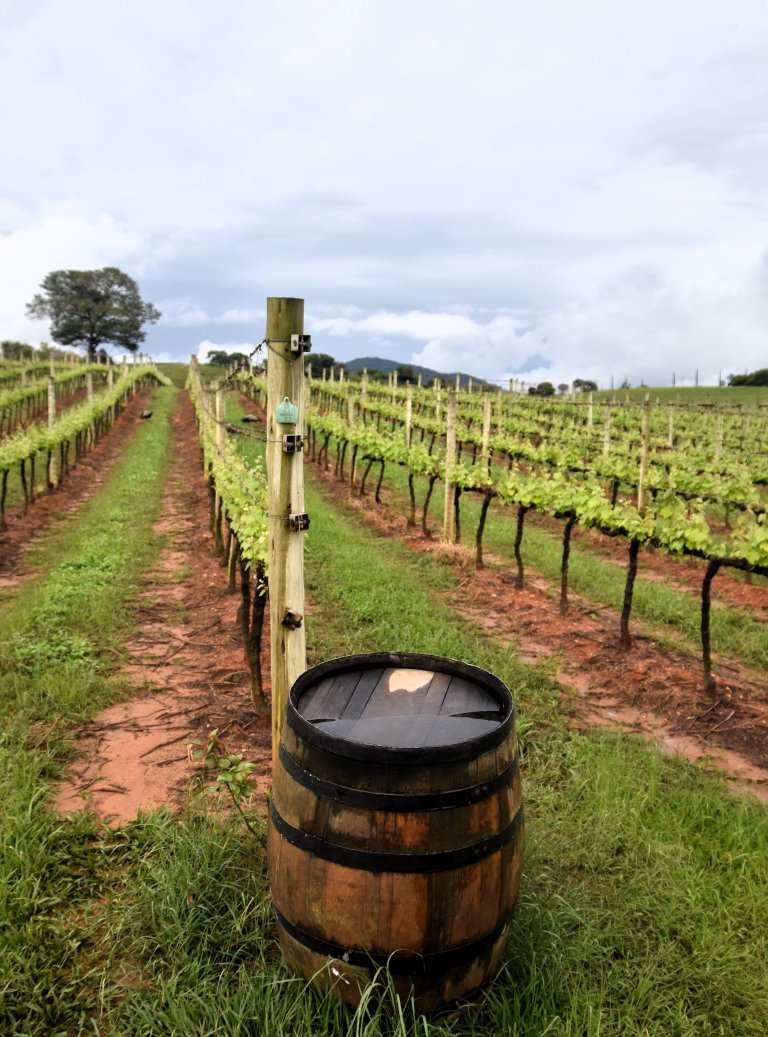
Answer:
[{"left": 287, "top": 651, "right": 514, "bottom": 764}]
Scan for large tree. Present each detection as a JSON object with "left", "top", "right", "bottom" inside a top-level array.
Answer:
[{"left": 26, "top": 267, "right": 161, "bottom": 360}]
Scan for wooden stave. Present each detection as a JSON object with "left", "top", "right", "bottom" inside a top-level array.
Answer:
[{"left": 268, "top": 654, "right": 524, "bottom": 1010}]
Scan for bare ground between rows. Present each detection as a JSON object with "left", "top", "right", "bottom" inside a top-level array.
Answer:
[
  {"left": 308, "top": 457, "right": 768, "bottom": 802},
  {"left": 0, "top": 387, "right": 154, "bottom": 587},
  {"left": 57, "top": 390, "right": 272, "bottom": 825}
]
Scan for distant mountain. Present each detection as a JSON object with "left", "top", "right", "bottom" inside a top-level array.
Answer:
[{"left": 344, "top": 356, "right": 492, "bottom": 389}]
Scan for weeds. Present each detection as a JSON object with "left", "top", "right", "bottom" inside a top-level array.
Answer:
[{"left": 189, "top": 728, "right": 263, "bottom": 838}]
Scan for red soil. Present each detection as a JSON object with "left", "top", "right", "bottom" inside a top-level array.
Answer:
[{"left": 56, "top": 392, "right": 272, "bottom": 824}]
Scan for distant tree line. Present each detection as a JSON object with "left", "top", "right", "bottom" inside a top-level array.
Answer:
[
  {"left": 728, "top": 369, "right": 768, "bottom": 387},
  {"left": 1, "top": 340, "right": 36, "bottom": 361},
  {"left": 528, "top": 378, "right": 598, "bottom": 396},
  {"left": 1, "top": 340, "right": 113, "bottom": 363},
  {"left": 207, "top": 349, "right": 251, "bottom": 367}
]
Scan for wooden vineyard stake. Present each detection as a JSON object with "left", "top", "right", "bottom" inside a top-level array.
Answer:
[
  {"left": 637, "top": 393, "right": 651, "bottom": 514},
  {"left": 482, "top": 394, "right": 492, "bottom": 472},
  {"left": 86, "top": 370, "right": 95, "bottom": 444},
  {"left": 603, "top": 407, "right": 612, "bottom": 458},
  {"left": 215, "top": 385, "right": 228, "bottom": 550},
  {"left": 348, "top": 394, "right": 357, "bottom": 488},
  {"left": 48, "top": 356, "right": 58, "bottom": 487},
  {"left": 443, "top": 390, "right": 457, "bottom": 542},
  {"left": 266, "top": 297, "right": 308, "bottom": 767},
  {"left": 715, "top": 414, "right": 724, "bottom": 466}
]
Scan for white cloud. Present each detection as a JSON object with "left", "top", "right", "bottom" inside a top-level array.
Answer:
[
  {"left": 0, "top": 203, "right": 147, "bottom": 344},
  {"left": 219, "top": 307, "right": 265, "bottom": 324},
  {"left": 306, "top": 261, "right": 768, "bottom": 389},
  {"left": 2, "top": 2, "right": 768, "bottom": 383},
  {"left": 158, "top": 301, "right": 266, "bottom": 328},
  {"left": 310, "top": 311, "right": 498, "bottom": 341}
]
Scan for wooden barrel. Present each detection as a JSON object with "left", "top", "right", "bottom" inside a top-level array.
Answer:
[{"left": 268, "top": 652, "right": 524, "bottom": 1012}]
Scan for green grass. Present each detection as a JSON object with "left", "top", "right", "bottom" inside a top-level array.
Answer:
[
  {"left": 593, "top": 385, "right": 768, "bottom": 406},
  {"left": 156, "top": 361, "right": 191, "bottom": 388},
  {"left": 3, "top": 385, "right": 767, "bottom": 1036},
  {"left": 0, "top": 384, "right": 178, "bottom": 1035},
  {"left": 156, "top": 361, "right": 223, "bottom": 388}
]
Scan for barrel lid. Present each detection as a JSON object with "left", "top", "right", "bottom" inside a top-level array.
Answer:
[{"left": 287, "top": 652, "right": 514, "bottom": 764}]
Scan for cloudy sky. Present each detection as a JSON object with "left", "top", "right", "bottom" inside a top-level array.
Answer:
[{"left": 2, "top": 1, "right": 767, "bottom": 387}]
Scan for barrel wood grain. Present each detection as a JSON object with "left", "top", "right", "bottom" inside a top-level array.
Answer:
[{"left": 268, "top": 653, "right": 524, "bottom": 1012}]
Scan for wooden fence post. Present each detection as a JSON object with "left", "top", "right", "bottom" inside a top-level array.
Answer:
[{"left": 266, "top": 297, "right": 308, "bottom": 765}]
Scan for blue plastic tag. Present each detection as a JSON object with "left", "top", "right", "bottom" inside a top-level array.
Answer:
[{"left": 276, "top": 397, "right": 298, "bottom": 425}]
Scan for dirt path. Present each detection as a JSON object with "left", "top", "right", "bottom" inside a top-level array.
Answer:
[
  {"left": 0, "top": 387, "right": 154, "bottom": 585},
  {"left": 57, "top": 391, "right": 271, "bottom": 825},
  {"left": 307, "top": 456, "right": 768, "bottom": 802}
]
